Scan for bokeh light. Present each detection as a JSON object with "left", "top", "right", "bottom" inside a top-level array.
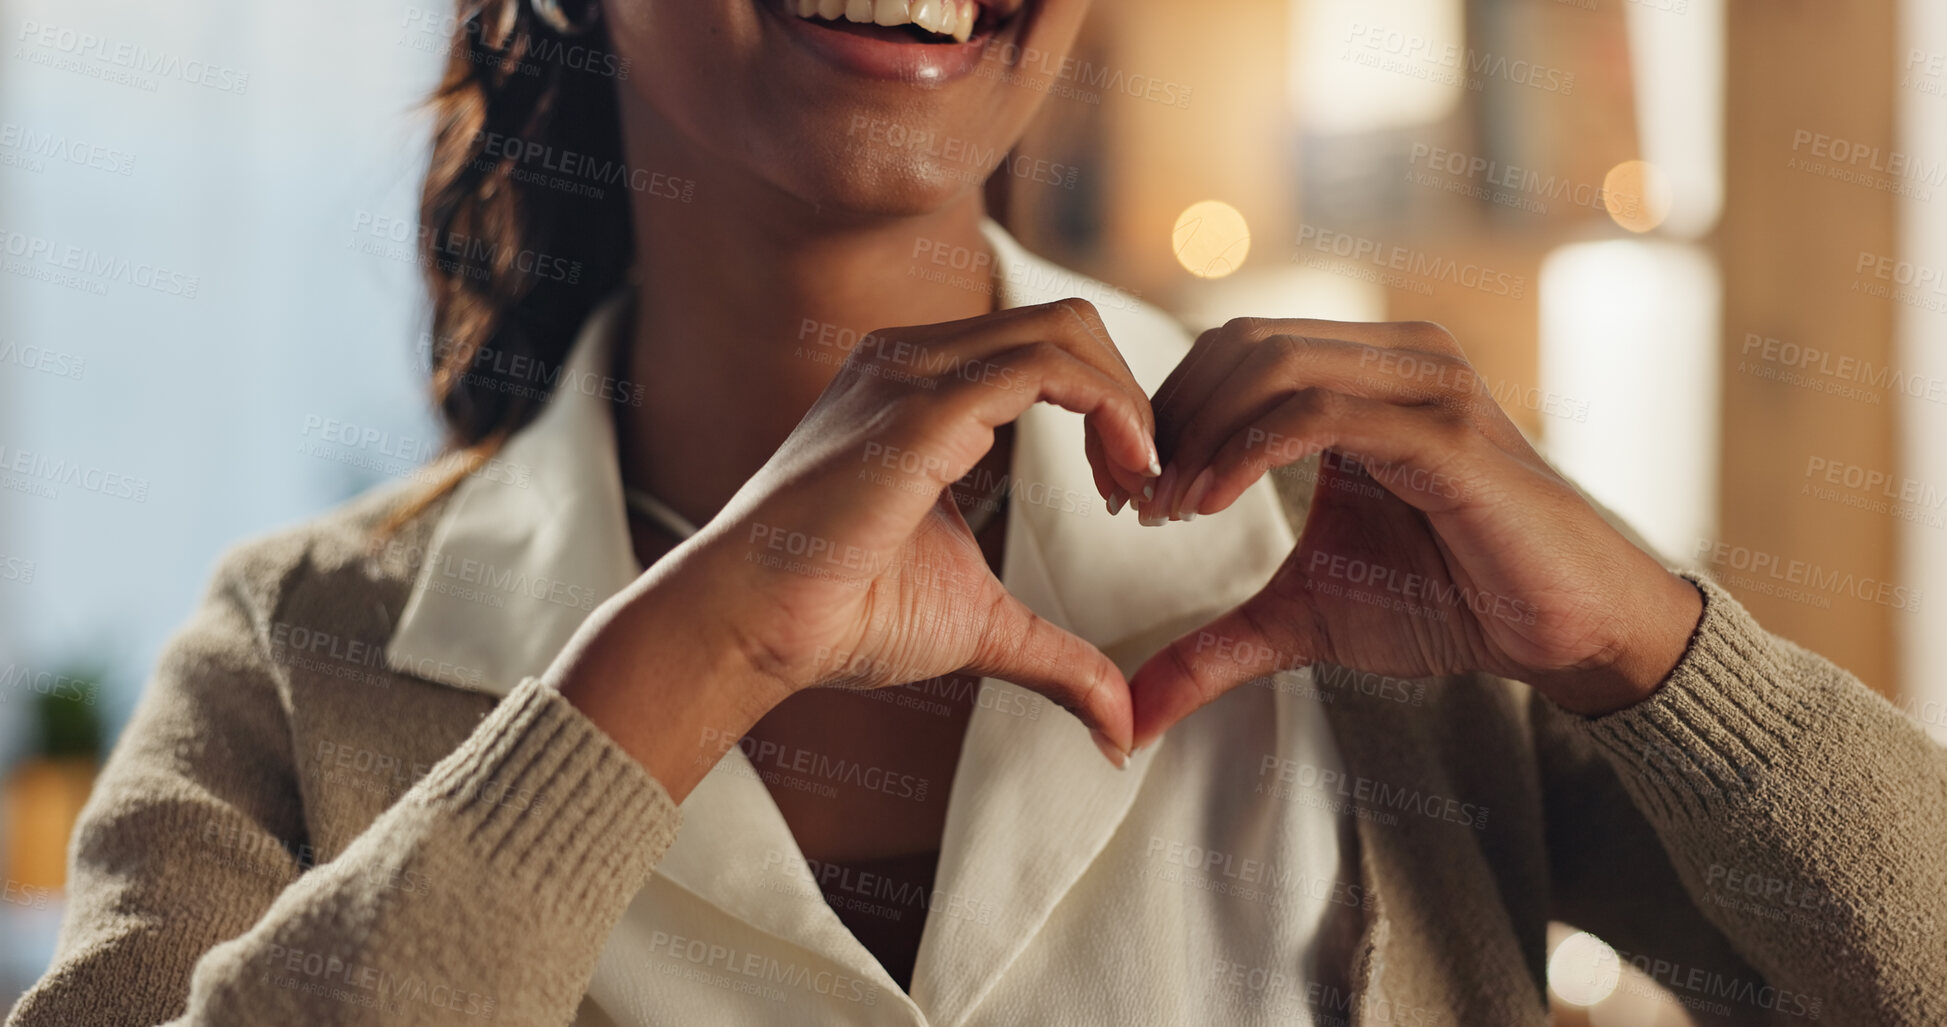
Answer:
[
  {"left": 1603, "top": 160, "right": 1676, "bottom": 233},
  {"left": 1172, "top": 200, "right": 1252, "bottom": 279}
]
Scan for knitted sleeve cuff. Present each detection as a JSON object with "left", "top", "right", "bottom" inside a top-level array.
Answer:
[
  {"left": 1572, "top": 572, "right": 1822, "bottom": 824},
  {"left": 415, "top": 675, "right": 684, "bottom": 924}
]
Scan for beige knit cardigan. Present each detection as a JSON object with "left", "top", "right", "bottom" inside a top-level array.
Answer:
[{"left": 8, "top": 472, "right": 1945, "bottom": 1026}]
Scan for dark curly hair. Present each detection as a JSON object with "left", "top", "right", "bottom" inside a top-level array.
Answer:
[{"left": 389, "top": 0, "right": 633, "bottom": 525}]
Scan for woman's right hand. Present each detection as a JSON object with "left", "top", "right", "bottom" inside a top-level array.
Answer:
[{"left": 546, "top": 299, "right": 1160, "bottom": 798}]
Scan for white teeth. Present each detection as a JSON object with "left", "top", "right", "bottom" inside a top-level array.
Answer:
[
  {"left": 803, "top": 0, "right": 978, "bottom": 40},
  {"left": 910, "top": 0, "right": 947, "bottom": 34}
]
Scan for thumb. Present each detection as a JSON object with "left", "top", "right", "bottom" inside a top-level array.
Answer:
[
  {"left": 963, "top": 592, "right": 1134, "bottom": 768},
  {"left": 1128, "top": 596, "right": 1315, "bottom": 751}
]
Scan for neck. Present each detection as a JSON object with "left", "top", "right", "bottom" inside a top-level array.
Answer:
[{"left": 614, "top": 97, "right": 999, "bottom": 529}]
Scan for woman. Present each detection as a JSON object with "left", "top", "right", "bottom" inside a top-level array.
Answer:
[{"left": 11, "top": 0, "right": 1944, "bottom": 1023}]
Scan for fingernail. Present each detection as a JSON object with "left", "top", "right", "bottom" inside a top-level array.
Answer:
[
  {"left": 1106, "top": 489, "right": 1127, "bottom": 516},
  {"left": 1090, "top": 729, "right": 1129, "bottom": 770},
  {"left": 1151, "top": 465, "right": 1178, "bottom": 519},
  {"left": 1139, "top": 512, "right": 1168, "bottom": 527},
  {"left": 1178, "top": 467, "right": 1215, "bottom": 521},
  {"left": 1142, "top": 482, "right": 1155, "bottom": 501},
  {"left": 1127, "top": 410, "right": 1160, "bottom": 478},
  {"left": 1145, "top": 451, "right": 1162, "bottom": 478}
]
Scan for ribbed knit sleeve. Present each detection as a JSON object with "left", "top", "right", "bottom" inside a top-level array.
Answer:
[
  {"left": 1573, "top": 572, "right": 1947, "bottom": 1024},
  {"left": 413, "top": 676, "right": 682, "bottom": 935},
  {"left": 167, "top": 677, "right": 681, "bottom": 1027},
  {"left": 7, "top": 537, "right": 684, "bottom": 1027}
]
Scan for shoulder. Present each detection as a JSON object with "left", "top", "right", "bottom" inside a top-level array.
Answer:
[
  {"left": 197, "top": 477, "right": 449, "bottom": 649},
  {"left": 129, "top": 477, "right": 454, "bottom": 743}
]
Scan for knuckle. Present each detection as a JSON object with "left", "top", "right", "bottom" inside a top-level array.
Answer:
[
  {"left": 1425, "top": 346, "right": 1473, "bottom": 373},
  {"left": 1058, "top": 299, "right": 1123, "bottom": 360},
  {"left": 1434, "top": 407, "right": 1479, "bottom": 448},
  {"left": 1279, "top": 391, "right": 1331, "bottom": 439},
  {"left": 1055, "top": 296, "right": 1103, "bottom": 324},
  {"left": 1424, "top": 356, "right": 1478, "bottom": 398},
  {"left": 994, "top": 340, "right": 1059, "bottom": 376},
  {"left": 1299, "top": 386, "right": 1345, "bottom": 419},
  {"left": 1266, "top": 333, "right": 1317, "bottom": 366},
  {"left": 1400, "top": 319, "right": 1461, "bottom": 351},
  {"left": 1074, "top": 660, "right": 1107, "bottom": 717},
  {"left": 1036, "top": 298, "right": 1105, "bottom": 345},
  {"left": 1222, "top": 315, "right": 1271, "bottom": 340}
]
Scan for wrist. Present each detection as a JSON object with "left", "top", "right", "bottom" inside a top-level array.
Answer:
[
  {"left": 549, "top": 585, "right": 791, "bottom": 802},
  {"left": 1547, "top": 568, "right": 1705, "bottom": 717}
]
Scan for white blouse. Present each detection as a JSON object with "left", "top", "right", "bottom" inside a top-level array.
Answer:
[{"left": 384, "top": 221, "right": 1354, "bottom": 1026}]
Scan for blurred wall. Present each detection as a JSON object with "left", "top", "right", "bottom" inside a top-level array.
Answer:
[{"left": 0, "top": 0, "right": 444, "bottom": 995}]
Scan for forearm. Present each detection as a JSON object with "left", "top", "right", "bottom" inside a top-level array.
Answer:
[{"left": 1571, "top": 573, "right": 1947, "bottom": 1023}]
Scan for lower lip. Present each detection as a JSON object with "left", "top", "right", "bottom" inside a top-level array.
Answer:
[{"left": 762, "top": 1, "right": 1002, "bottom": 84}]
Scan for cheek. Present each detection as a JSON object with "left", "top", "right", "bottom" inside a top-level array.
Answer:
[
  {"left": 604, "top": 1, "right": 780, "bottom": 156},
  {"left": 607, "top": 0, "right": 778, "bottom": 116}
]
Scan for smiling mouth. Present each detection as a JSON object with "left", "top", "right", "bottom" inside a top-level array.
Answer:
[{"left": 785, "top": 0, "right": 1012, "bottom": 46}]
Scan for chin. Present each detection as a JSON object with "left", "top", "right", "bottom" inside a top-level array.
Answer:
[
  {"left": 607, "top": 0, "right": 1085, "bottom": 219},
  {"left": 786, "top": 151, "right": 991, "bottom": 220}
]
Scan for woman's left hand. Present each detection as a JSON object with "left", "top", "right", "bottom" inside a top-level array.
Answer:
[{"left": 1125, "top": 317, "right": 1705, "bottom": 749}]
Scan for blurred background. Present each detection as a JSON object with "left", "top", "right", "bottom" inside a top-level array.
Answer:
[{"left": 1, "top": 0, "right": 1940, "bottom": 1022}]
